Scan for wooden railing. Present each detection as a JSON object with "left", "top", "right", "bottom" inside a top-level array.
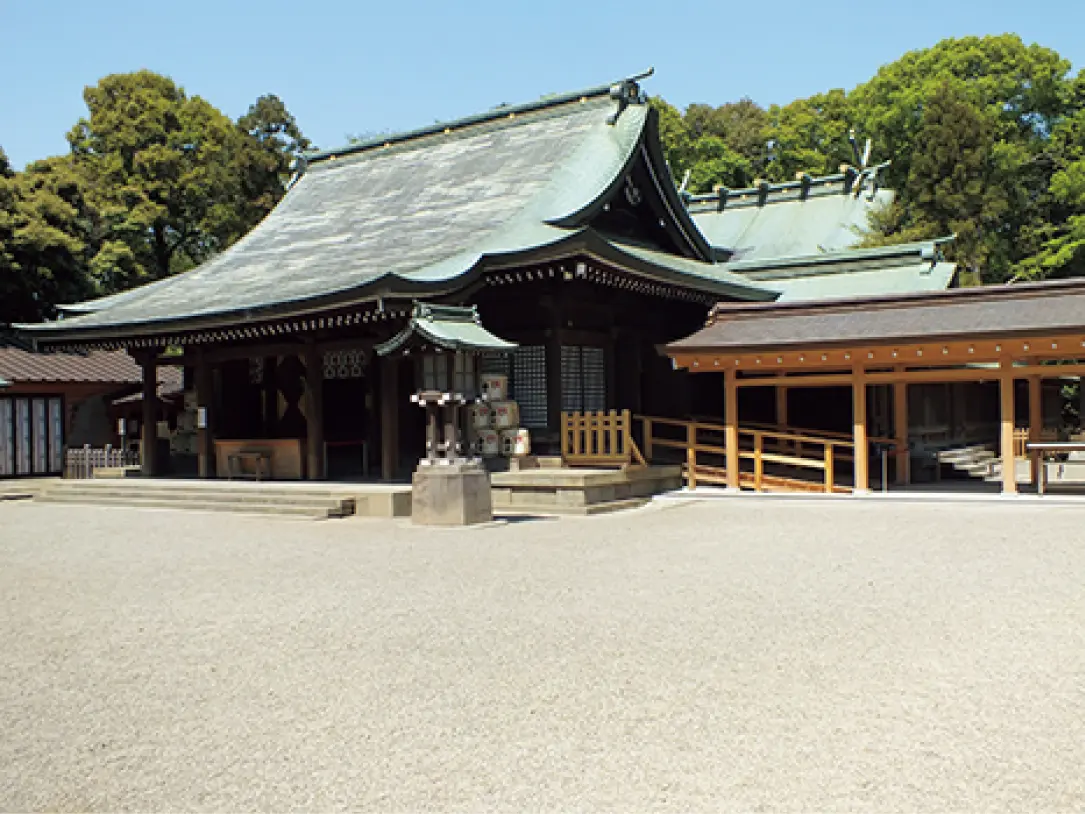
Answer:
[
  {"left": 65, "top": 444, "right": 140, "bottom": 479},
  {"left": 1014, "top": 426, "right": 1062, "bottom": 459},
  {"left": 739, "top": 420, "right": 897, "bottom": 461},
  {"left": 560, "top": 410, "right": 646, "bottom": 468},
  {"left": 636, "top": 415, "right": 874, "bottom": 494}
]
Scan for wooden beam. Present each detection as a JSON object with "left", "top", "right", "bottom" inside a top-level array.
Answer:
[
  {"left": 1029, "top": 375, "right": 1042, "bottom": 491},
  {"left": 380, "top": 355, "right": 400, "bottom": 482},
  {"left": 731, "top": 365, "right": 1085, "bottom": 389},
  {"left": 673, "top": 333, "right": 1085, "bottom": 375},
  {"left": 724, "top": 368, "right": 739, "bottom": 490},
  {"left": 893, "top": 375, "right": 909, "bottom": 485},
  {"left": 303, "top": 344, "right": 325, "bottom": 480},
  {"left": 1000, "top": 362, "right": 1017, "bottom": 495},
  {"left": 140, "top": 357, "right": 157, "bottom": 477},
  {"left": 853, "top": 367, "right": 869, "bottom": 492}
]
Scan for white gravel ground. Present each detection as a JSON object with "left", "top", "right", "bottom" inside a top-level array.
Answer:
[{"left": 1, "top": 498, "right": 1084, "bottom": 812}]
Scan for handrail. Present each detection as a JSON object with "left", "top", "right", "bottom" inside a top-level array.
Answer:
[
  {"left": 634, "top": 414, "right": 884, "bottom": 494},
  {"left": 635, "top": 414, "right": 890, "bottom": 451},
  {"left": 739, "top": 419, "right": 899, "bottom": 448}
]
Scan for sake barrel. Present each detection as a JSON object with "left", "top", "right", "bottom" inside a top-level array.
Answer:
[
  {"left": 477, "top": 430, "right": 500, "bottom": 457},
  {"left": 500, "top": 428, "right": 531, "bottom": 457},
  {"left": 469, "top": 402, "right": 493, "bottom": 429},
  {"left": 481, "top": 374, "right": 508, "bottom": 402},
  {"left": 491, "top": 401, "right": 520, "bottom": 429}
]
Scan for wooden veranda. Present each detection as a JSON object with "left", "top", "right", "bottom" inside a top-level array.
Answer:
[{"left": 666, "top": 279, "right": 1085, "bottom": 495}]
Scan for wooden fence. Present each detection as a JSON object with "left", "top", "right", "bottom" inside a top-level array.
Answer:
[
  {"left": 560, "top": 410, "right": 646, "bottom": 468},
  {"left": 65, "top": 445, "right": 141, "bottom": 479},
  {"left": 636, "top": 415, "right": 882, "bottom": 494}
]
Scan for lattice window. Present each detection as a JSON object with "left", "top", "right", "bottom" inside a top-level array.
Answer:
[
  {"left": 248, "top": 357, "right": 264, "bottom": 384},
  {"left": 479, "top": 353, "right": 511, "bottom": 378},
  {"left": 48, "top": 398, "right": 63, "bottom": 473},
  {"left": 14, "top": 398, "right": 30, "bottom": 475},
  {"left": 32, "top": 399, "right": 47, "bottom": 474},
  {"left": 323, "top": 349, "right": 366, "bottom": 379},
  {"left": 582, "top": 347, "right": 606, "bottom": 412},
  {"left": 560, "top": 346, "right": 582, "bottom": 412},
  {"left": 560, "top": 345, "right": 607, "bottom": 413},
  {"left": 0, "top": 399, "right": 12, "bottom": 477},
  {"left": 512, "top": 346, "right": 548, "bottom": 429}
]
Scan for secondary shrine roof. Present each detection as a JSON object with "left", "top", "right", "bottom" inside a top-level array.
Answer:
[
  {"left": 687, "top": 163, "right": 893, "bottom": 262},
  {"left": 668, "top": 277, "right": 1085, "bottom": 355}
]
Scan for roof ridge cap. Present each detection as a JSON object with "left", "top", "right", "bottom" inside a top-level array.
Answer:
[{"left": 303, "top": 70, "right": 653, "bottom": 166}]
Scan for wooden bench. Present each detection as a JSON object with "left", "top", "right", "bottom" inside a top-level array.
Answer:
[
  {"left": 1026, "top": 441, "right": 1085, "bottom": 496},
  {"left": 226, "top": 449, "right": 272, "bottom": 480}
]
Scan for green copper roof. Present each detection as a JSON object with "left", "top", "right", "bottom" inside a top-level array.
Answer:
[
  {"left": 688, "top": 163, "right": 895, "bottom": 262},
  {"left": 24, "top": 71, "right": 773, "bottom": 343},
  {"left": 375, "top": 304, "right": 517, "bottom": 356},
  {"left": 769, "top": 261, "right": 957, "bottom": 302}
]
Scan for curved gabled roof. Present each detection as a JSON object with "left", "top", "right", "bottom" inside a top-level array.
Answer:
[
  {"left": 26, "top": 74, "right": 772, "bottom": 343},
  {"left": 687, "top": 165, "right": 893, "bottom": 262}
]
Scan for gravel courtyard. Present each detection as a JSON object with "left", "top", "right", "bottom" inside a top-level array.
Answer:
[{"left": 2, "top": 497, "right": 1084, "bottom": 812}]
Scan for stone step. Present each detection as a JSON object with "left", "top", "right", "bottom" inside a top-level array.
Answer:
[
  {"left": 937, "top": 448, "right": 995, "bottom": 462},
  {"left": 41, "top": 484, "right": 355, "bottom": 506},
  {"left": 496, "top": 497, "right": 651, "bottom": 516},
  {"left": 36, "top": 492, "right": 349, "bottom": 518}
]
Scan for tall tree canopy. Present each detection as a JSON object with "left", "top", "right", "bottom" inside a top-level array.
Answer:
[
  {"left": 68, "top": 71, "right": 256, "bottom": 288},
  {"left": 655, "top": 34, "right": 1082, "bottom": 284},
  {"left": 236, "top": 94, "right": 312, "bottom": 231},
  {"left": 1, "top": 150, "right": 96, "bottom": 324}
]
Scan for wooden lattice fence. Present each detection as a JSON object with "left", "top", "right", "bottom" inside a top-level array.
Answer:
[{"left": 65, "top": 445, "right": 141, "bottom": 479}]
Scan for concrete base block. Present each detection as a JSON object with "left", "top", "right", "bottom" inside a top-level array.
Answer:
[{"left": 412, "top": 462, "right": 493, "bottom": 526}]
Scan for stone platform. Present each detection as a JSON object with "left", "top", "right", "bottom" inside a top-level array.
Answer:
[
  {"left": 489, "top": 465, "right": 683, "bottom": 515},
  {"left": 34, "top": 478, "right": 413, "bottom": 520}
]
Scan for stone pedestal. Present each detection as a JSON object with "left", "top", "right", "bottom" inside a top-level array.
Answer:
[{"left": 411, "top": 460, "right": 493, "bottom": 526}]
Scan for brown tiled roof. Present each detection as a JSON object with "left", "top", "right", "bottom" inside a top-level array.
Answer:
[
  {"left": 0, "top": 335, "right": 182, "bottom": 388},
  {"left": 669, "top": 277, "right": 1085, "bottom": 353}
]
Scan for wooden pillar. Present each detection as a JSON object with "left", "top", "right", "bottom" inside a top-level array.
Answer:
[
  {"left": 852, "top": 367, "right": 869, "bottom": 492},
  {"left": 380, "top": 354, "right": 400, "bottom": 481},
  {"left": 1028, "top": 376, "right": 1042, "bottom": 491},
  {"left": 263, "top": 356, "right": 278, "bottom": 437},
  {"left": 775, "top": 377, "right": 788, "bottom": 429},
  {"left": 303, "top": 344, "right": 325, "bottom": 480},
  {"left": 893, "top": 372, "right": 909, "bottom": 486},
  {"left": 1000, "top": 362, "right": 1017, "bottom": 495},
  {"left": 140, "top": 355, "right": 158, "bottom": 477},
  {"left": 724, "top": 368, "right": 739, "bottom": 490},
  {"left": 195, "top": 351, "right": 214, "bottom": 478}
]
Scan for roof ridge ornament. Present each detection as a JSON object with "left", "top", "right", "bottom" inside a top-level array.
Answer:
[{"left": 607, "top": 68, "right": 653, "bottom": 125}]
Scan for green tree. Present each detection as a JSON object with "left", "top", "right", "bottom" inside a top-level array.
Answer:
[
  {"left": 0, "top": 152, "right": 98, "bottom": 323},
  {"left": 1018, "top": 71, "right": 1085, "bottom": 278},
  {"left": 68, "top": 70, "right": 253, "bottom": 288},
  {"left": 764, "top": 89, "right": 854, "bottom": 182},
  {"left": 236, "top": 94, "right": 311, "bottom": 230},
  {"left": 863, "top": 81, "right": 1014, "bottom": 278},
  {"left": 849, "top": 34, "right": 1071, "bottom": 189},
  {"left": 650, "top": 96, "right": 692, "bottom": 187}
]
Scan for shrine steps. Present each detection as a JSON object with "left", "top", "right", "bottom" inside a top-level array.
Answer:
[
  {"left": 490, "top": 465, "right": 683, "bottom": 516},
  {"left": 34, "top": 479, "right": 413, "bottom": 520}
]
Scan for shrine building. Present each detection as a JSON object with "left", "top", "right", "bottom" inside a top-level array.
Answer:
[{"left": 22, "top": 70, "right": 1023, "bottom": 494}]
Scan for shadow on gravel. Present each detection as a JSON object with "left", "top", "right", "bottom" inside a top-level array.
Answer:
[{"left": 493, "top": 514, "right": 558, "bottom": 524}]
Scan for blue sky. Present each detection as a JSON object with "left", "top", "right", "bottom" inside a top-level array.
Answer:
[{"left": 2, "top": 0, "right": 1084, "bottom": 169}]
